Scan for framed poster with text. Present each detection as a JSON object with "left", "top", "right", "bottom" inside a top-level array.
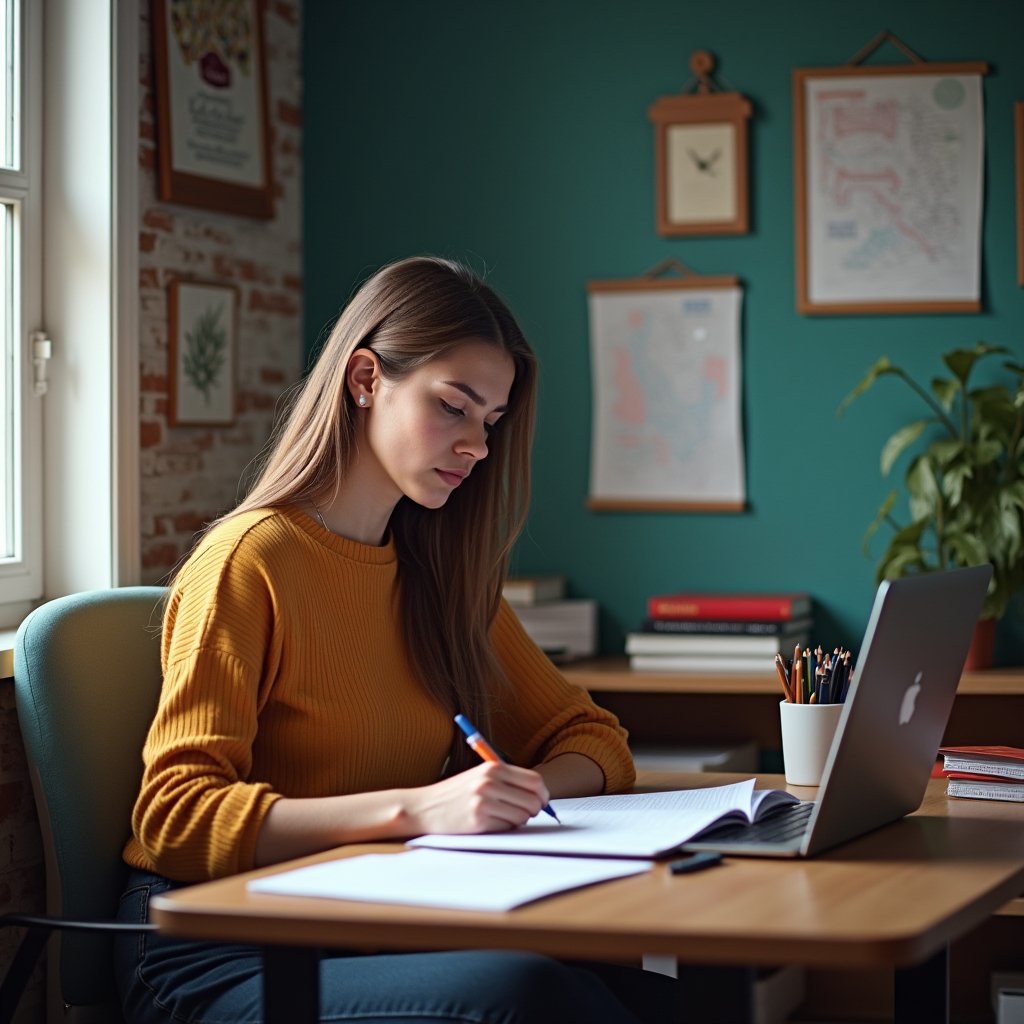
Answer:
[
  {"left": 151, "top": 0, "right": 274, "bottom": 218},
  {"left": 793, "top": 55, "right": 988, "bottom": 314}
]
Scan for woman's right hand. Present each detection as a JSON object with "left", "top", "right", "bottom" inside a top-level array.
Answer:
[
  {"left": 255, "top": 762, "right": 551, "bottom": 867},
  {"left": 400, "top": 761, "right": 550, "bottom": 837}
]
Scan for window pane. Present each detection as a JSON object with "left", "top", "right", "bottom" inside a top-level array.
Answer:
[
  {"left": 0, "top": 202, "right": 10, "bottom": 559},
  {"left": 0, "top": 0, "right": 14, "bottom": 170}
]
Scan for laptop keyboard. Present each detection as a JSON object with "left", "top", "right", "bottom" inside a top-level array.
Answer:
[{"left": 699, "top": 801, "right": 815, "bottom": 845}]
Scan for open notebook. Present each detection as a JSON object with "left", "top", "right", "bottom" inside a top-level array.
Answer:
[{"left": 408, "top": 779, "right": 797, "bottom": 858}]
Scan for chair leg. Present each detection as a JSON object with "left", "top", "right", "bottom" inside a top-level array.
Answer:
[{"left": 0, "top": 926, "right": 50, "bottom": 1024}]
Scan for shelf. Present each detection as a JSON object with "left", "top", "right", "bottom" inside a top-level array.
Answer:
[
  {"left": 996, "top": 897, "right": 1024, "bottom": 917},
  {"left": 562, "top": 657, "right": 1024, "bottom": 696}
]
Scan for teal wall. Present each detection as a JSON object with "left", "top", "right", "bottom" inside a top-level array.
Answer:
[{"left": 303, "top": 1, "right": 1024, "bottom": 659}]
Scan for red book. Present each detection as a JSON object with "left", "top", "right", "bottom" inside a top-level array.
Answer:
[
  {"left": 646, "top": 592, "right": 811, "bottom": 622},
  {"left": 938, "top": 745, "right": 1024, "bottom": 782}
]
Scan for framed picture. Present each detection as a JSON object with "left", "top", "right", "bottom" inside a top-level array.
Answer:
[
  {"left": 151, "top": 0, "right": 274, "bottom": 218},
  {"left": 168, "top": 280, "right": 238, "bottom": 426},
  {"left": 793, "top": 57, "right": 988, "bottom": 314},
  {"left": 647, "top": 52, "right": 752, "bottom": 236},
  {"left": 1016, "top": 101, "right": 1024, "bottom": 287},
  {"left": 648, "top": 92, "right": 752, "bottom": 236}
]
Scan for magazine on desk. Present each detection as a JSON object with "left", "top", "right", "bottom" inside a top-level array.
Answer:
[{"left": 408, "top": 779, "right": 800, "bottom": 859}]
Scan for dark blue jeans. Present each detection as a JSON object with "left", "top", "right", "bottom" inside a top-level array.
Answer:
[{"left": 114, "top": 870, "right": 684, "bottom": 1024}]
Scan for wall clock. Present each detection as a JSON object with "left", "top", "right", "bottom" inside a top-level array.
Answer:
[{"left": 647, "top": 51, "right": 752, "bottom": 236}]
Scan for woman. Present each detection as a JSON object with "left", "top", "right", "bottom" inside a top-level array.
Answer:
[{"left": 115, "top": 256, "right": 682, "bottom": 1023}]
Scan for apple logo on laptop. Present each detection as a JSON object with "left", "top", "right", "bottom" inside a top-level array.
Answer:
[{"left": 899, "top": 672, "right": 923, "bottom": 725}]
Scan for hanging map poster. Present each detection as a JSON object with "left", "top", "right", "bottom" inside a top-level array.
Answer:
[
  {"left": 794, "top": 67, "right": 986, "bottom": 314},
  {"left": 586, "top": 276, "right": 745, "bottom": 511}
]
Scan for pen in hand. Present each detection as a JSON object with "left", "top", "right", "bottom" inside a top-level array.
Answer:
[{"left": 454, "top": 714, "right": 561, "bottom": 824}]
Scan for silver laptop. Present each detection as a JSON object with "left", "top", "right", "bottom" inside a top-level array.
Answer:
[{"left": 681, "top": 564, "right": 992, "bottom": 858}]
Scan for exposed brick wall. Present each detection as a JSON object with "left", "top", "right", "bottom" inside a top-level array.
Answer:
[{"left": 138, "top": 0, "right": 304, "bottom": 584}]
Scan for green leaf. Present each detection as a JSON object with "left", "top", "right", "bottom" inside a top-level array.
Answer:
[
  {"left": 837, "top": 357, "right": 895, "bottom": 416},
  {"left": 930, "top": 377, "right": 960, "bottom": 412},
  {"left": 861, "top": 490, "right": 898, "bottom": 555},
  {"left": 944, "top": 531, "right": 989, "bottom": 565},
  {"left": 877, "top": 546, "right": 930, "bottom": 582},
  {"left": 905, "top": 457, "right": 939, "bottom": 503},
  {"left": 880, "top": 420, "right": 929, "bottom": 476},
  {"left": 972, "top": 438, "right": 1003, "bottom": 466},
  {"left": 928, "top": 439, "right": 964, "bottom": 466},
  {"left": 1004, "top": 480, "right": 1024, "bottom": 509},
  {"left": 887, "top": 516, "right": 930, "bottom": 547},
  {"left": 940, "top": 461, "right": 972, "bottom": 505},
  {"left": 942, "top": 343, "right": 1008, "bottom": 384}
]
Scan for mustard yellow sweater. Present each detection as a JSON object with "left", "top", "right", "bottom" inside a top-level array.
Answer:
[{"left": 123, "top": 507, "right": 634, "bottom": 881}]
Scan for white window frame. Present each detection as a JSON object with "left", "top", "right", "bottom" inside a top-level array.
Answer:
[
  {"left": 0, "top": 0, "right": 43, "bottom": 623},
  {"left": 0, "top": 0, "right": 139, "bottom": 630}
]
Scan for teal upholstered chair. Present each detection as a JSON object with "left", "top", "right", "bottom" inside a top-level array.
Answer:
[{"left": 2, "top": 587, "right": 166, "bottom": 1023}]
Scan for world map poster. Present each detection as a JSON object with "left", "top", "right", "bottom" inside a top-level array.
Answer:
[{"left": 586, "top": 283, "right": 745, "bottom": 510}]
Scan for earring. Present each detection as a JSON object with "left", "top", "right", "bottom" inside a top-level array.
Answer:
[{"left": 358, "top": 394, "right": 367, "bottom": 407}]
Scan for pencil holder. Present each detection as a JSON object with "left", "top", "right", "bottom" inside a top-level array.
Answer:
[{"left": 779, "top": 699, "right": 842, "bottom": 786}]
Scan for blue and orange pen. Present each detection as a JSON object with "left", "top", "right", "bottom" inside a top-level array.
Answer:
[{"left": 454, "top": 714, "right": 561, "bottom": 824}]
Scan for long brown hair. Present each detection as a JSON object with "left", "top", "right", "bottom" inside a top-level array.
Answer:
[{"left": 226, "top": 256, "right": 537, "bottom": 770}]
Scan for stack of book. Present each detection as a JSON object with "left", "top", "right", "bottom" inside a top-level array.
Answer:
[
  {"left": 625, "top": 591, "right": 812, "bottom": 673},
  {"left": 503, "top": 576, "right": 597, "bottom": 663},
  {"left": 938, "top": 745, "right": 1024, "bottom": 803}
]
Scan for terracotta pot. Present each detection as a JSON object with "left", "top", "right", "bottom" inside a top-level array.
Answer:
[{"left": 963, "top": 617, "right": 996, "bottom": 672}]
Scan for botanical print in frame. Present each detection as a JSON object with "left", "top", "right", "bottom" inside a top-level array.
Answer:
[{"left": 169, "top": 280, "right": 238, "bottom": 426}]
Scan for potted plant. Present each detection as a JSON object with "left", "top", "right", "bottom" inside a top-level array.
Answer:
[{"left": 838, "top": 342, "right": 1024, "bottom": 668}]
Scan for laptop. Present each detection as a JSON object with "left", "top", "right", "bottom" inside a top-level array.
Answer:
[{"left": 680, "top": 564, "right": 992, "bottom": 858}]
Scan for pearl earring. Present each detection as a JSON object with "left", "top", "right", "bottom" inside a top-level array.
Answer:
[{"left": 358, "top": 394, "right": 367, "bottom": 407}]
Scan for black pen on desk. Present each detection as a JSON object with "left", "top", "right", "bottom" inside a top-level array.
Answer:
[{"left": 454, "top": 714, "right": 561, "bottom": 824}]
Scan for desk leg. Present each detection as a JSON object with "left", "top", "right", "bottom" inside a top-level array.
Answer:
[
  {"left": 677, "top": 965, "right": 757, "bottom": 1023},
  {"left": 894, "top": 945, "right": 949, "bottom": 1024},
  {"left": 264, "top": 946, "right": 320, "bottom": 1024}
]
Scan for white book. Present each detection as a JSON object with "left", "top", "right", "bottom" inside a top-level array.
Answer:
[
  {"left": 502, "top": 575, "right": 566, "bottom": 606},
  {"left": 946, "top": 778, "right": 1024, "bottom": 802},
  {"left": 628, "top": 653, "right": 775, "bottom": 673},
  {"left": 625, "top": 631, "right": 809, "bottom": 657}
]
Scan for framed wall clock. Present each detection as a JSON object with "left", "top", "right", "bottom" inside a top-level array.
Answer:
[{"left": 647, "top": 51, "right": 752, "bottom": 236}]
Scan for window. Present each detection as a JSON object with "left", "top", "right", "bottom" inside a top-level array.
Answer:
[{"left": 0, "top": 0, "right": 41, "bottom": 617}]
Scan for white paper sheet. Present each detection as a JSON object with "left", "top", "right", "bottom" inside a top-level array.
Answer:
[
  {"left": 246, "top": 848, "right": 649, "bottom": 912},
  {"left": 409, "top": 780, "right": 796, "bottom": 858}
]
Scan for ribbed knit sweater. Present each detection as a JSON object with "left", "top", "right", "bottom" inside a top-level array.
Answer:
[{"left": 123, "top": 507, "right": 634, "bottom": 882}]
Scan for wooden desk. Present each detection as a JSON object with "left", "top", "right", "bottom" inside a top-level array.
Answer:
[
  {"left": 151, "top": 776, "right": 1024, "bottom": 1024},
  {"left": 563, "top": 660, "right": 1024, "bottom": 750}
]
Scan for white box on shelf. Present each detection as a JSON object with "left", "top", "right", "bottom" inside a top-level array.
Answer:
[
  {"left": 631, "top": 740, "right": 758, "bottom": 774},
  {"left": 998, "top": 989, "right": 1024, "bottom": 1024},
  {"left": 511, "top": 599, "right": 597, "bottom": 661}
]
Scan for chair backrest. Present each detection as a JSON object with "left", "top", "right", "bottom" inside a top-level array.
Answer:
[{"left": 13, "top": 587, "right": 165, "bottom": 1014}]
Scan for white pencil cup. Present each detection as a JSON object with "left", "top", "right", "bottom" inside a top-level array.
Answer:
[{"left": 779, "top": 699, "right": 843, "bottom": 786}]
